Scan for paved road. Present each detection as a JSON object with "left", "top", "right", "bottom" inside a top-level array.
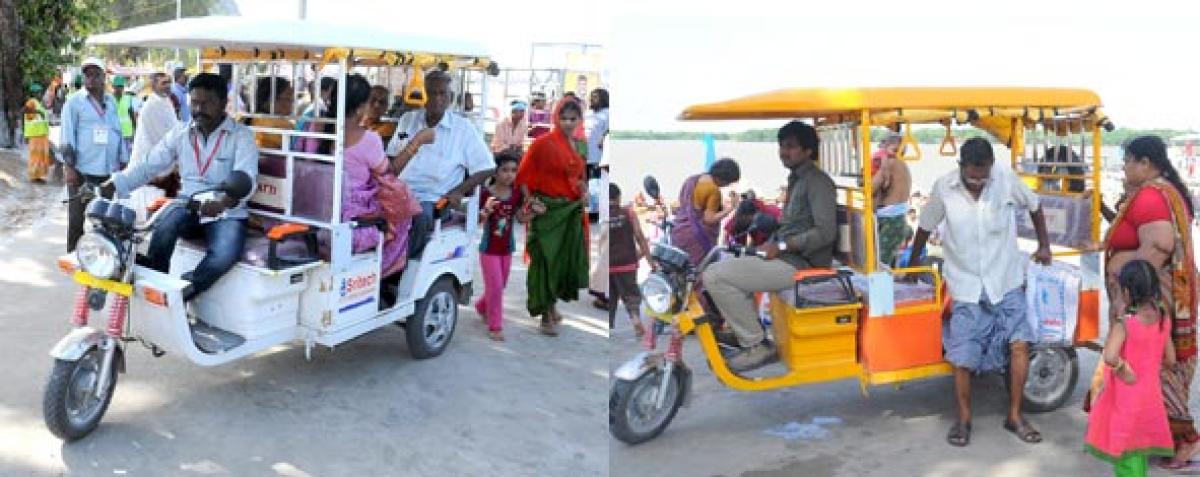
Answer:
[
  {"left": 608, "top": 293, "right": 1200, "bottom": 477},
  {"left": 0, "top": 205, "right": 608, "bottom": 476}
]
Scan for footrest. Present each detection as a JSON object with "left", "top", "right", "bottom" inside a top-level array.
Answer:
[{"left": 191, "top": 321, "right": 246, "bottom": 354}]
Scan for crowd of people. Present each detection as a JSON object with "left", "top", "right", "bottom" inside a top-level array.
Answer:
[{"left": 23, "top": 55, "right": 613, "bottom": 343}]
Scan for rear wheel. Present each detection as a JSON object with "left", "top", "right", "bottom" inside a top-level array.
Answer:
[
  {"left": 406, "top": 277, "right": 458, "bottom": 359},
  {"left": 610, "top": 368, "right": 684, "bottom": 445},
  {"left": 1008, "top": 346, "right": 1079, "bottom": 413},
  {"left": 43, "top": 347, "right": 117, "bottom": 441}
]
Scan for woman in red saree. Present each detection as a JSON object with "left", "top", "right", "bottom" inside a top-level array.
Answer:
[
  {"left": 1101, "top": 135, "right": 1199, "bottom": 470},
  {"left": 516, "top": 98, "right": 589, "bottom": 336}
]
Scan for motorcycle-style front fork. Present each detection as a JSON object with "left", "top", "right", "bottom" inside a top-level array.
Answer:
[
  {"left": 641, "top": 317, "right": 684, "bottom": 409},
  {"left": 71, "top": 286, "right": 127, "bottom": 398}
]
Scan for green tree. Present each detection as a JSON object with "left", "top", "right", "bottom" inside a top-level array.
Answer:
[{"left": 1, "top": 0, "right": 113, "bottom": 147}]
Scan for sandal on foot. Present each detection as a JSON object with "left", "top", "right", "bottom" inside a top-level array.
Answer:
[
  {"left": 947, "top": 421, "right": 971, "bottom": 447},
  {"left": 487, "top": 330, "right": 505, "bottom": 341},
  {"left": 1003, "top": 418, "right": 1042, "bottom": 444},
  {"left": 539, "top": 317, "right": 559, "bottom": 336}
]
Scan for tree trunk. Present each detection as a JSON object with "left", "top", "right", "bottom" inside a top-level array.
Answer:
[{"left": 0, "top": 0, "right": 23, "bottom": 148}]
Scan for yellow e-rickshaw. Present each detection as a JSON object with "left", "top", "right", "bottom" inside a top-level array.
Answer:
[{"left": 610, "top": 87, "right": 1109, "bottom": 445}]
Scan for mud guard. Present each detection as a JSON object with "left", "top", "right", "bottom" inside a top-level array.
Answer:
[
  {"left": 48, "top": 327, "right": 125, "bottom": 373},
  {"left": 612, "top": 352, "right": 693, "bottom": 408}
]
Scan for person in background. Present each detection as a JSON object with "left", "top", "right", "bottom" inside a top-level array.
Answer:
[
  {"left": 1085, "top": 259, "right": 1175, "bottom": 477},
  {"left": 362, "top": 85, "right": 397, "bottom": 140},
  {"left": 474, "top": 152, "right": 530, "bottom": 341},
  {"left": 244, "top": 76, "right": 294, "bottom": 150},
  {"left": 171, "top": 65, "right": 190, "bottom": 121},
  {"left": 113, "top": 76, "right": 139, "bottom": 162},
  {"left": 515, "top": 98, "right": 589, "bottom": 336},
  {"left": 23, "top": 83, "right": 52, "bottom": 182},
  {"left": 871, "top": 133, "right": 912, "bottom": 267},
  {"left": 608, "top": 182, "right": 650, "bottom": 337},
  {"left": 527, "top": 93, "right": 551, "bottom": 139},
  {"left": 587, "top": 88, "right": 609, "bottom": 180},
  {"left": 128, "top": 72, "right": 180, "bottom": 193},
  {"left": 491, "top": 100, "right": 529, "bottom": 155},
  {"left": 295, "top": 77, "right": 338, "bottom": 154},
  {"left": 1099, "top": 136, "right": 1199, "bottom": 470},
  {"left": 670, "top": 158, "right": 742, "bottom": 265},
  {"left": 59, "top": 57, "right": 126, "bottom": 251}
]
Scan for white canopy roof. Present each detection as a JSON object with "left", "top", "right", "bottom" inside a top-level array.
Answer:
[
  {"left": 87, "top": 17, "right": 489, "bottom": 58},
  {"left": 1172, "top": 133, "right": 1200, "bottom": 142}
]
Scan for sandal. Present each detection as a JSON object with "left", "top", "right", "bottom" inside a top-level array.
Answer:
[
  {"left": 487, "top": 330, "right": 505, "bottom": 341},
  {"left": 539, "top": 316, "right": 559, "bottom": 336},
  {"left": 1003, "top": 418, "right": 1043, "bottom": 444},
  {"left": 947, "top": 421, "right": 971, "bottom": 447},
  {"left": 550, "top": 308, "right": 563, "bottom": 324}
]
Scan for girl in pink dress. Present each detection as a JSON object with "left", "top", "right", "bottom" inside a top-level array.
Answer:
[{"left": 1086, "top": 259, "right": 1176, "bottom": 476}]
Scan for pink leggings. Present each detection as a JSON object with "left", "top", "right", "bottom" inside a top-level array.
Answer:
[{"left": 475, "top": 253, "right": 513, "bottom": 332}]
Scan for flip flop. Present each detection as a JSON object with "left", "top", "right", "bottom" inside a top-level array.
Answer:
[
  {"left": 1003, "top": 418, "right": 1043, "bottom": 444},
  {"left": 947, "top": 421, "right": 971, "bottom": 447}
]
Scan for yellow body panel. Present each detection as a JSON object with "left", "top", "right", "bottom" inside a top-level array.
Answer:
[
  {"left": 863, "top": 362, "right": 954, "bottom": 386},
  {"left": 680, "top": 87, "right": 1102, "bottom": 120},
  {"left": 73, "top": 271, "right": 133, "bottom": 297}
]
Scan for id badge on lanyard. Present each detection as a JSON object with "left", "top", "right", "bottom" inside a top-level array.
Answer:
[{"left": 88, "top": 98, "right": 110, "bottom": 145}]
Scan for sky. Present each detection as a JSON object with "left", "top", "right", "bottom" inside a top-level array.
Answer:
[
  {"left": 608, "top": 0, "right": 1200, "bottom": 132},
  {"left": 230, "top": 0, "right": 1200, "bottom": 133},
  {"left": 233, "top": 0, "right": 604, "bottom": 70}
]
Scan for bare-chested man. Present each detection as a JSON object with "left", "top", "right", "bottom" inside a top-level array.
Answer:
[{"left": 871, "top": 133, "right": 913, "bottom": 266}]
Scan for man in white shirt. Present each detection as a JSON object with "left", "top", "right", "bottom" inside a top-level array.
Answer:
[
  {"left": 129, "top": 72, "right": 179, "bottom": 166},
  {"left": 905, "top": 137, "right": 1052, "bottom": 448},
  {"left": 386, "top": 70, "right": 494, "bottom": 259}
]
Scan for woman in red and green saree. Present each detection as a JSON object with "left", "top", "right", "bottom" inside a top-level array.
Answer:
[{"left": 516, "top": 98, "right": 589, "bottom": 336}]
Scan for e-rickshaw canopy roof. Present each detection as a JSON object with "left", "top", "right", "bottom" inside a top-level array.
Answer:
[
  {"left": 87, "top": 17, "right": 493, "bottom": 68},
  {"left": 679, "top": 87, "right": 1103, "bottom": 121}
]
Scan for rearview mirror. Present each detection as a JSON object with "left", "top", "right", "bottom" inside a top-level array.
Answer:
[{"left": 643, "top": 176, "right": 661, "bottom": 201}]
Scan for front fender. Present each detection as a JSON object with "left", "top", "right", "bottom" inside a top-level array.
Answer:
[
  {"left": 612, "top": 352, "right": 694, "bottom": 407},
  {"left": 49, "top": 327, "right": 126, "bottom": 372}
]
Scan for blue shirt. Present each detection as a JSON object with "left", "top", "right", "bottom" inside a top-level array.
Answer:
[
  {"left": 172, "top": 82, "right": 190, "bottom": 120},
  {"left": 112, "top": 116, "right": 259, "bottom": 219},
  {"left": 59, "top": 90, "right": 126, "bottom": 176}
]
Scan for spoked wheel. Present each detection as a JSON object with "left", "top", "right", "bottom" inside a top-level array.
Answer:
[
  {"left": 1008, "top": 346, "right": 1079, "bottom": 413},
  {"left": 610, "top": 368, "right": 685, "bottom": 445},
  {"left": 43, "top": 347, "right": 117, "bottom": 441},
  {"left": 406, "top": 277, "right": 458, "bottom": 359}
]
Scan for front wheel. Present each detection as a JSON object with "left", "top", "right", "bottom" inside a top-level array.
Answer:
[
  {"left": 406, "top": 277, "right": 459, "bottom": 359},
  {"left": 610, "top": 368, "right": 685, "bottom": 445},
  {"left": 1009, "top": 346, "right": 1079, "bottom": 413},
  {"left": 43, "top": 347, "right": 117, "bottom": 441}
]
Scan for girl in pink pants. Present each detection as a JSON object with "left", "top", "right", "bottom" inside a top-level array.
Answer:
[{"left": 475, "top": 153, "right": 530, "bottom": 341}]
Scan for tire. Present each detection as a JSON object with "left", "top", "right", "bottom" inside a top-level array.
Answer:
[
  {"left": 43, "top": 347, "right": 117, "bottom": 441},
  {"left": 406, "top": 277, "right": 458, "bottom": 359},
  {"left": 610, "top": 369, "right": 685, "bottom": 445},
  {"left": 1007, "top": 346, "right": 1079, "bottom": 413}
]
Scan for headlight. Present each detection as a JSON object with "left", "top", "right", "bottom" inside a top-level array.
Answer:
[
  {"left": 75, "top": 233, "right": 120, "bottom": 279},
  {"left": 640, "top": 274, "right": 675, "bottom": 314}
]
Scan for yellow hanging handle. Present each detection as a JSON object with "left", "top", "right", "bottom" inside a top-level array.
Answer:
[
  {"left": 938, "top": 122, "right": 957, "bottom": 157},
  {"left": 898, "top": 122, "right": 922, "bottom": 161}
]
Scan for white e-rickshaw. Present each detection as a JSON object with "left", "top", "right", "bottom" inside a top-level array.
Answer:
[{"left": 43, "top": 17, "right": 500, "bottom": 440}]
